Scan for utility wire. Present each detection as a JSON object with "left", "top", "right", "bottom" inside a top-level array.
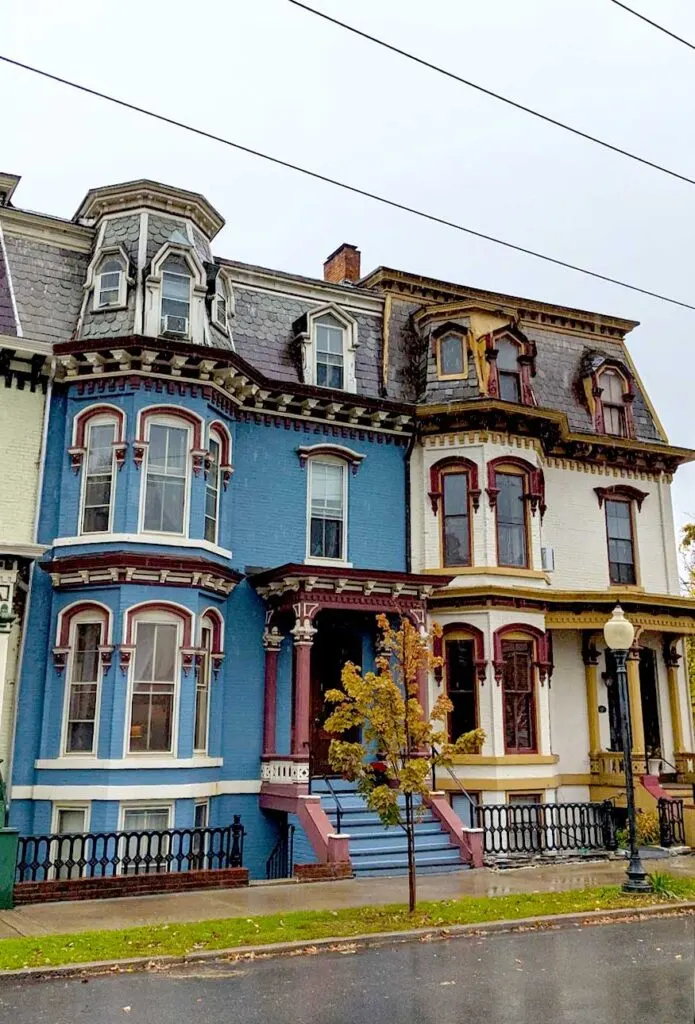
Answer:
[
  {"left": 287, "top": 0, "right": 695, "bottom": 189},
  {"left": 1, "top": 52, "right": 694, "bottom": 312},
  {"left": 608, "top": 0, "right": 695, "bottom": 52}
]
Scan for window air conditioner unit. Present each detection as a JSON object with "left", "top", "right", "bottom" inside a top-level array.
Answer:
[
  {"left": 162, "top": 314, "right": 188, "bottom": 335},
  {"left": 541, "top": 546, "right": 555, "bottom": 572}
]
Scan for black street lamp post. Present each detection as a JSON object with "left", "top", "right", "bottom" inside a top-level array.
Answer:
[{"left": 604, "top": 607, "right": 652, "bottom": 894}]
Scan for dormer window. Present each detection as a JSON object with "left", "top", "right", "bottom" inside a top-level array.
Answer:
[
  {"left": 496, "top": 338, "right": 522, "bottom": 402},
  {"left": 599, "top": 369, "right": 627, "bottom": 437},
  {"left": 160, "top": 256, "right": 191, "bottom": 336},
  {"left": 212, "top": 277, "right": 229, "bottom": 333},
  {"left": 436, "top": 333, "right": 467, "bottom": 379},
  {"left": 95, "top": 256, "right": 127, "bottom": 310},
  {"left": 315, "top": 314, "right": 345, "bottom": 389}
]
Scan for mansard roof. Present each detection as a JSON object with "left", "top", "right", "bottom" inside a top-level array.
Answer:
[{"left": 74, "top": 178, "right": 225, "bottom": 239}]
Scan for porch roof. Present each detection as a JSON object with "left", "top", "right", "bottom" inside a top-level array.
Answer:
[{"left": 249, "top": 563, "right": 452, "bottom": 603}]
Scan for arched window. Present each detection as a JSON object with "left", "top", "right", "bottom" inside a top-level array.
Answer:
[
  {"left": 204, "top": 423, "right": 232, "bottom": 545},
  {"left": 81, "top": 415, "right": 117, "bottom": 533},
  {"left": 487, "top": 458, "right": 544, "bottom": 569},
  {"left": 160, "top": 255, "right": 191, "bottom": 336},
  {"left": 195, "top": 609, "right": 223, "bottom": 753},
  {"left": 435, "top": 625, "right": 487, "bottom": 741},
  {"left": 496, "top": 338, "right": 522, "bottom": 403},
  {"left": 123, "top": 603, "right": 193, "bottom": 755},
  {"left": 598, "top": 369, "right": 628, "bottom": 437},
  {"left": 54, "top": 602, "right": 113, "bottom": 756},
  {"left": 493, "top": 624, "right": 549, "bottom": 754},
  {"left": 308, "top": 456, "right": 347, "bottom": 561},
  {"left": 95, "top": 255, "right": 126, "bottom": 309},
  {"left": 212, "top": 277, "right": 229, "bottom": 332},
  {"left": 428, "top": 457, "right": 481, "bottom": 569},
  {"left": 136, "top": 407, "right": 203, "bottom": 536},
  {"left": 436, "top": 332, "right": 467, "bottom": 379},
  {"left": 314, "top": 314, "right": 345, "bottom": 389}
]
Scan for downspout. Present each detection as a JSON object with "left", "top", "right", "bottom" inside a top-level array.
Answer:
[{"left": 404, "top": 427, "right": 416, "bottom": 574}]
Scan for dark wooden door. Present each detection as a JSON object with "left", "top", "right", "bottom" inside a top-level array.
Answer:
[
  {"left": 310, "top": 621, "right": 362, "bottom": 776},
  {"left": 639, "top": 648, "right": 662, "bottom": 757}
]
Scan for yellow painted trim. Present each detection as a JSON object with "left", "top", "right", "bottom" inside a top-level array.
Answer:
[
  {"left": 626, "top": 654, "right": 646, "bottom": 756},
  {"left": 450, "top": 754, "right": 559, "bottom": 766},
  {"left": 381, "top": 292, "right": 391, "bottom": 391},
  {"left": 608, "top": 585, "right": 645, "bottom": 593},
  {"left": 558, "top": 774, "right": 592, "bottom": 786},
  {"left": 420, "top": 566, "right": 549, "bottom": 582},
  {"left": 435, "top": 332, "right": 469, "bottom": 381},
  {"left": 666, "top": 663, "right": 685, "bottom": 754},
  {"left": 620, "top": 344, "right": 669, "bottom": 443},
  {"left": 584, "top": 661, "right": 601, "bottom": 757},
  {"left": 437, "top": 777, "right": 557, "bottom": 792}
]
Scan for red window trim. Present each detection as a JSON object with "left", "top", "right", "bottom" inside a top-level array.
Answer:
[
  {"left": 484, "top": 328, "right": 537, "bottom": 407},
  {"left": 428, "top": 456, "right": 480, "bottom": 515},
  {"left": 603, "top": 496, "right": 637, "bottom": 586},
  {"left": 53, "top": 600, "right": 113, "bottom": 675},
  {"left": 134, "top": 405, "right": 205, "bottom": 473},
  {"left": 208, "top": 420, "right": 233, "bottom": 488},
  {"left": 492, "top": 623, "right": 551, "bottom": 686},
  {"left": 433, "top": 622, "right": 487, "bottom": 685},
  {"left": 121, "top": 600, "right": 195, "bottom": 675},
  {"left": 592, "top": 366, "right": 635, "bottom": 438},
  {"left": 69, "top": 404, "right": 127, "bottom": 473}
]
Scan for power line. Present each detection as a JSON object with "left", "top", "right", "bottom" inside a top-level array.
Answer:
[
  {"left": 286, "top": 0, "right": 695, "bottom": 189},
  {"left": 1, "top": 52, "right": 694, "bottom": 313},
  {"left": 608, "top": 0, "right": 695, "bottom": 52}
]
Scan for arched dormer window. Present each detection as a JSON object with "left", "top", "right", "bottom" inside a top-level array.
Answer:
[
  {"left": 122, "top": 602, "right": 194, "bottom": 755},
  {"left": 493, "top": 623, "right": 551, "bottom": 753},
  {"left": 204, "top": 422, "right": 233, "bottom": 545},
  {"left": 135, "top": 406, "right": 205, "bottom": 536},
  {"left": 486, "top": 328, "right": 536, "bottom": 406},
  {"left": 53, "top": 602, "right": 114, "bottom": 755},
  {"left": 160, "top": 255, "right": 191, "bottom": 336},
  {"left": 212, "top": 276, "right": 230, "bottom": 333},
  {"left": 428, "top": 457, "right": 481, "bottom": 568},
  {"left": 95, "top": 255, "right": 126, "bottom": 309},
  {"left": 293, "top": 305, "right": 359, "bottom": 393},
  {"left": 597, "top": 368, "right": 630, "bottom": 437},
  {"left": 580, "top": 352, "right": 635, "bottom": 439},
  {"left": 487, "top": 457, "right": 545, "bottom": 569},
  {"left": 196, "top": 608, "right": 224, "bottom": 753},
  {"left": 298, "top": 444, "right": 364, "bottom": 564},
  {"left": 435, "top": 332, "right": 468, "bottom": 380},
  {"left": 69, "top": 405, "right": 127, "bottom": 533}
]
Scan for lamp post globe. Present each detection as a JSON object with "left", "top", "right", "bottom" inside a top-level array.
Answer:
[{"left": 603, "top": 605, "right": 652, "bottom": 893}]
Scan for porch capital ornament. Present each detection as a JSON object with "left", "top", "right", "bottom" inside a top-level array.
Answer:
[
  {"left": 262, "top": 626, "right": 283, "bottom": 652},
  {"left": 290, "top": 620, "right": 317, "bottom": 646},
  {"left": 52, "top": 646, "right": 70, "bottom": 675},
  {"left": 662, "top": 636, "right": 682, "bottom": 668}
]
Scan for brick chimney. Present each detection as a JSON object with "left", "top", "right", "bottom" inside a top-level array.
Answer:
[{"left": 323, "top": 243, "right": 361, "bottom": 285}]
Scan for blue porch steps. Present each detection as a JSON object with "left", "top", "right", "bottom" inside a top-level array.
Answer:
[{"left": 311, "top": 778, "right": 469, "bottom": 876}]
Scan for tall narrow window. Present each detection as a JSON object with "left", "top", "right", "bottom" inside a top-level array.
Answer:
[
  {"left": 446, "top": 639, "right": 477, "bottom": 740},
  {"left": 605, "top": 498, "right": 636, "bottom": 584},
  {"left": 53, "top": 808, "right": 88, "bottom": 879},
  {"left": 129, "top": 621, "right": 178, "bottom": 753},
  {"left": 437, "top": 333, "right": 466, "bottom": 378},
  {"left": 65, "top": 621, "right": 101, "bottom": 753},
  {"left": 204, "top": 437, "right": 220, "bottom": 544},
  {"left": 309, "top": 460, "right": 346, "bottom": 560},
  {"left": 81, "top": 420, "right": 116, "bottom": 534},
  {"left": 495, "top": 471, "right": 528, "bottom": 568},
  {"left": 501, "top": 639, "right": 536, "bottom": 752},
  {"left": 195, "top": 622, "right": 213, "bottom": 752},
  {"left": 144, "top": 423, "right": 188, "bottom": 534},
  {"left": 160, "top": 256, "right": 191, "bottom": 335},
  {"left": 315, "top": 315, "right": 345, "bottom": 389},
  {"left": 442, "top": 471, "right": 470, "bottom": 566},
  {"left": 497, "top": 338, "right": 521, "bottom": 402},
  {"left": 600, "top": 370, "right": 627, "bottom": 437},
  {"left": 97, "top": 258, "right": 125, "bottom": 308}
]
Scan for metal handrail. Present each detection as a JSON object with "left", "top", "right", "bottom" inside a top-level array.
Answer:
[
  {"left": 430, "top": 744, "right": 477, "bottom": 819},
  {"left": 323, "top": 775, "right": 345, "bottom": 834}
]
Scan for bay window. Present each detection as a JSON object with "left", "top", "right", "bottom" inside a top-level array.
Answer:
[
  {"left": 96, "top": 256, "right": 126, "bottom": 309},
  {"left": 442, "top": 471, "right": 470, "bottom": 566},
  {"left": 81, "top": 419, "right": 116, "bottom": 534},
  {"left": 495, "top": 471, "right": 528, "bottom": 568},
  {"left": 204, "top": 437, "right": 220, "bottom": 544},
  {"left": 309, "top": 459, "right": 346, "bottom": 561},
  {"left": 143, "top": 422, "right": 189, "bottom": 534},
  {"left": 64, "top": 620, "right": 102, "bottom": 754},
  {"left": 501, "top": 639, "right": 536, "bottom": 753},
  {"left": 129, "top": 621, "right": 178, "bottom": 753},
  {"left": 496, "top": 338, "right": 522, "bottom": 403},
  {"left": 445, "top": 638, "right": 478, "bottom": 741},
  {"left": 195, "top": 620, "right": 213, "bottom": 752},
  {"left": 160, "top": 256, "right": 191, "bottom": 336},
  {"left": 315, "top": 315, "right": 345, "bottom": 390}
]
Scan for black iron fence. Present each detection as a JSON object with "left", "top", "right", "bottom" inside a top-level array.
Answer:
[
  {"left": 476, "top": 801, "right": 617, "bottom": 856},
  {"left": 16, "top": 816, "right": 245, "bottom": 882},
  {"left": 658, "top": 799, "right": 685, "bottom": 847},
  {"left": 266, "top": 824, "right": 295, "bottom": 880}
]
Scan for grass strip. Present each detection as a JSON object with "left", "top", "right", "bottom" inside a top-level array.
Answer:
[{"left": 1, "top": 874, "right": 694, "bottom": 973}]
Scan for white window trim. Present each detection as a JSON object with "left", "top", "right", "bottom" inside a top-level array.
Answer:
[
  {"left": 204, "top": 433, "right": 223, "bottom": 547},
  {"left": 86, "top": 244, "right": 131, "bottom": 314},
  {"left": 138, "top": 416, "right": 192, "bottom": 538},
  {"left": 118, "top": 802, "right": 173, "bottom": 831},
  {"left": 124, "top": 611, "right": 183, "bottom": 759},
  {"left": 305, "top": 456, "right": 349, "bottom": 565},
  {"left": 160, "top": 263, "right": 192, "bottom": 338},
  {"left": 36, "top": 756, "right": 223, "bottom": 770},
  {"left": 93, "top": 259, "right": 127, "bottom": 312},
  {"left": 79, "top": 415, "right": 118, "bottom": 536},
  {"left": 53, "top": 534, "right": 232, "bottom": 560},
  {"left": 302, "top": 304, "right": 359, "bottom": 393},
  {"left": 60, "top": 613, "right": 105, "bottom": 758},
  {"left": 195, "top": 618, "right": 215, "bottom": 754},
  {"left": 50, "top": 803, "right": 91, "bottom": 880},
  {"left": 144, "top": 242, "right": 207, "bottom": 343},
  {"left": 194, "top": 798, "right": 209, "bottom": 827}
]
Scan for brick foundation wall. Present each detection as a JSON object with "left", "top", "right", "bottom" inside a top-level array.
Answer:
[
  {"left": 294, "top": 862, "right": 353, "bottom": 882},
  {"left": 14, "top": 867, "right": 249, "bottom": 905}
]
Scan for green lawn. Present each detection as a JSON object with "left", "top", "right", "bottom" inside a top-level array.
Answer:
[{"left": 1, "top": 874, "right": 693, "bottom": 973}]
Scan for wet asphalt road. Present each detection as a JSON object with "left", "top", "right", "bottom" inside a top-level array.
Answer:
[{"left": 0, "top": 916, "right": 692, "bottom": 1024}]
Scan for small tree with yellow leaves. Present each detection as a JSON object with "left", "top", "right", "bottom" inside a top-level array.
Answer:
[{"left": 324, "top": 614, "right": 485, "bottom": 912}]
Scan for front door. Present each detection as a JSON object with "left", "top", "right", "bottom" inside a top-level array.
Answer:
[
  {"left": 310, "top": 619, "right": 362, "bottom": 776},
  {"left": 639, "top": 648, "right": 662, "bottom": 758}
]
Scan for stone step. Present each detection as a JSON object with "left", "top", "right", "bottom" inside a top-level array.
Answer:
[
  {"left": 351, "top": 848, "right": 463, "bottom": 874},
  {"left": 349, "top": 833, "right": 453, "bottom": 854}
]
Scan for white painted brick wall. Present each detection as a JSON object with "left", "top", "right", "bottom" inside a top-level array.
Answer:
[{"left": 0, "top": 387, "right": 44, "bottom": 546}]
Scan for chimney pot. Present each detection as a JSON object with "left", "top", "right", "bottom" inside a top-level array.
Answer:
[{"left": 323, "top": 243, "right": 361, "bottom": 285}]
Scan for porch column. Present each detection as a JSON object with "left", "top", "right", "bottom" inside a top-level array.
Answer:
[
  {"left": 262, "top": 627, "right": 283, "bottom": 756},
  {"left": 290, "top": 619, "right": 317, "bottom": 755},
  {"left": 581, "top": 632, "right": 601, "bottom": 757},
  {"left": 663, "top": 637, "right": 685, "bottom": 754},
  {"left": 415, "top": 663, "right": 429, "bottom": 716},
  {"left": 626, "top": 645, "right": 646, "bottom": 757}
]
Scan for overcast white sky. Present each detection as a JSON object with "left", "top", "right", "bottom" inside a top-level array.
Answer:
[{"left": 4, "top": 0, "right": 695, "bottom": 533}]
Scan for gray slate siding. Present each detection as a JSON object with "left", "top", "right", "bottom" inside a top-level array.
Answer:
[
  {"left": 233, "top": 286, "right": 382, "bottom": 396},
  {"left": 208, "top": 321, "right": 234, "bottom": 351},
  {"left": 192, "top": 228, "right": 212, "bottom": 264},
  {"left": 146, "top": 215, "right": 189, "bottom": 262},
  {"left": 80, "top": 292, "right": 136, "bottom": 339},
  {"left": 0, "top": 239, "right": 17, "bottom": 335},
  {"left": 102, "top": 215, "right": 140, "bottom": 263},
  {"left": 385, "top": 300, "right": 420, "bottom": 402},
  {"left": 3, "top": 235, "right": 86, "bottom": 343}
]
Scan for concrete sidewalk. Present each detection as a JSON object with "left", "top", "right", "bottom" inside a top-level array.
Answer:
[{"left": 1, "top": 856, "right": 693, "bottom": 941}]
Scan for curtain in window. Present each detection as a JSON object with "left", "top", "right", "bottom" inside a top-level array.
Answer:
[
  {"left": 442, "top": 473, "right": 470, "bottom": 566},
  {"left": 310, "top": 461, "right": 344, "bottom": 558},
  {"left": 204, "top": 438, "right": 220, "bottom": 544},
  {"left": 130, "top": 622, "right": 178, "bottom": 752},
  {"left": 315, "top": 316, "right": 345, "bottom": 389},
  {"left": 66, "top": 621, "right": 101, "bottom": 753},
  {"left": 496, "top": 472, "right": 527, "bottom": 567},
  {"left": 82, "top": 422, "right": 116, "bottom": 533},
  {"left": 144, "top": 424, "right": 188, "bottom": 533}
]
